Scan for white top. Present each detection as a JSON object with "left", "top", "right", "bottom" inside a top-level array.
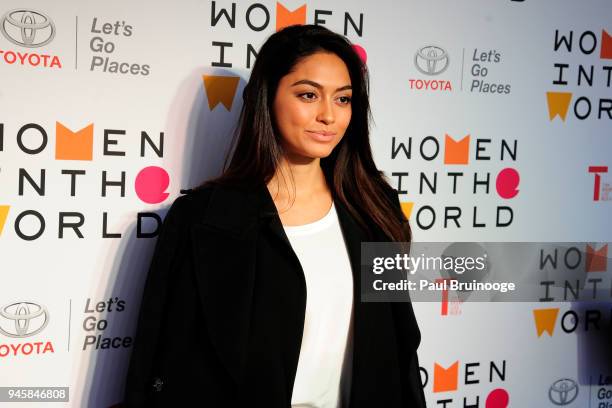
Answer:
[{"left": 283, "top": 201, "right": 354, "bottom": 408}]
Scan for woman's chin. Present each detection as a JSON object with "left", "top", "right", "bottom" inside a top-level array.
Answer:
[{"left": 286, "top": 146, "right": 336, "bottom": 161}]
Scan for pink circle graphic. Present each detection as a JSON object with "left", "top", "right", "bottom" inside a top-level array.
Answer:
[
  {"left": 486, "top": 388, "right": 510, "bottom": 408},
  {"left": 496, "top": 167, "right": 520, "bottom": 199},
  {"left": 135, "top": 166, "right": 170, "bottom": 204},
  {"left": 352, "top": 44, "right": 367, "bottom": 63}
]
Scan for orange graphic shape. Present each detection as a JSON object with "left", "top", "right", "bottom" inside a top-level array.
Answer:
[
  {"left": 533, "top": 308, "right": 559, "bottom": 337},
  {"left": 276, "top": 3, "right": 306, "bottom": 32},
  {"left": 586, "top": 244, "right": 608, "bottom": 272},
  {"left": 600, "top": 30, "right": 612, "bottom": 59},
  {"left": 546, "top": 92, "right": 572, "bottom": 121},
  {"left": 0, "top": 205, "right": 9, "bottom": 235},
  {"left": 55, "top": 122, "right": 93, "bottom": 161},
  {"left": 444, "top": 134, "right": 470, "bottom": 165},
  {"left": 202, "top": 75, "right": 240, "bottom": 111},
  {"left": 400, "top": 202, "right": 414, "bottom": 219},
  {"left": 433, "top": 361, "right": 459, "bottom": 393}
]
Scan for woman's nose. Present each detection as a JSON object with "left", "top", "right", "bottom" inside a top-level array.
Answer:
[{"left": 316, "top": 98, "right": 335, "bottom": 124}]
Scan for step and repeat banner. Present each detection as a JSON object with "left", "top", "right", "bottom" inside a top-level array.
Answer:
[{"left": 0, "top": 0, "right": 611, "bottom": 406}]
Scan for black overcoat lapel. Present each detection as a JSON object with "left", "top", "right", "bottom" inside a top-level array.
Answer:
[{"left": 189, "top": 185, "right": 261, "bottom": 386}]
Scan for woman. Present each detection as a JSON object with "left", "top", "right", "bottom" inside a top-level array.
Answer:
[{"left": 123, "top": 24, "right": 426, "bottom": 407}]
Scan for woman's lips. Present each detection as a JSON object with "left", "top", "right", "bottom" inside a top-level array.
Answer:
[{"left": 305, "top": 130, "right": 336, "bottom": 142}]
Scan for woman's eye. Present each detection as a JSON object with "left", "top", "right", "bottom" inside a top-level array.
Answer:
[
  {"left": 298, "top": 93, "right": 351, "bottom": 104},
  {"left": 299, "top": 92, "right": 317, "bottom": 100}
]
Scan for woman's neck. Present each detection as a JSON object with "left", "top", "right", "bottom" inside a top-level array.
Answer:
[{"left": 266, "top": 155, "right": 329, "bottom": 204}]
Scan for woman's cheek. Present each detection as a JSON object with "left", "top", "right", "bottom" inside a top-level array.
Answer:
[{"left": 295, "top": 103, "right": 315, "bottom": 124}]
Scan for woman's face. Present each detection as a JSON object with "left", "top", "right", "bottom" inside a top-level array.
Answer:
[{"left": 272, "top": 51, "right": 352, "bottom": 161}]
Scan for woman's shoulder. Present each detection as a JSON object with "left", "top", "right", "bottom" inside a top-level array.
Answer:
[
  {"left": 162, "top": 184, "right": 218, "bottom": 226},
  {"left": 166, "top": 180, "right": 255, "bottom": 224},
  {"left": 177, "top": 183, "right": 216, "bottom": 203}
]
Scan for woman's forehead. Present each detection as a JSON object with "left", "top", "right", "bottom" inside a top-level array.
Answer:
[{"left": 284, "top": 53, "right": 351, "bottom": 87}]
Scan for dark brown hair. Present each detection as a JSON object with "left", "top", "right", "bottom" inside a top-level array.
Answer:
[{"left": 201, "top": 24, "right": 410, "bottom": 242}]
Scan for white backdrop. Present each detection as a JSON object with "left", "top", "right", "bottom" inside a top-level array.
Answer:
[{"left": 0, "top": 0, "right": 611, "bottom": 407}]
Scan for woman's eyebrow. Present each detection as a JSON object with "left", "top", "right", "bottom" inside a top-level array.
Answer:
[{"left": 290, "top": 79, "right": 352, "bottom": 91}]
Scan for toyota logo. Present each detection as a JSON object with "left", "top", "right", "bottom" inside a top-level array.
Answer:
[
  {"left": 414, "top": 45, "right": 449, "bottom": 76},
  {"left": 548, "top": 378, "right": 579, "bottom": 405},
  {"left": 0, "top": 9, "right": 56, "bottom": 48},
  {"left": 0, "top": 301, "right": 49, "bottom": 338}
]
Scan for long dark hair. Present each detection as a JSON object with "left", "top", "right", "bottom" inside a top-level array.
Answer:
[{"left": 200, "top": 24, "right": 410, "bottom": 242}]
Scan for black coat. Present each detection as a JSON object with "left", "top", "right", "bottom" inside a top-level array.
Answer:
[{"left": 123, "top": 181, "right": 426, "bottom": 407}]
